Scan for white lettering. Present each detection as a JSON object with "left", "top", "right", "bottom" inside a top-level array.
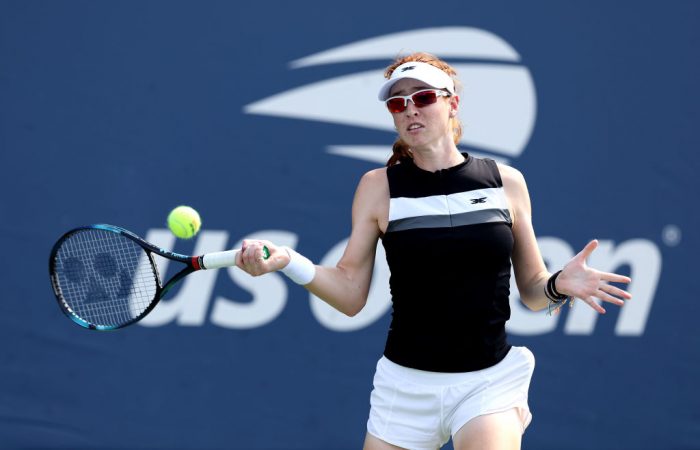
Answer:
[{"left": 137, "top": 229, "right": 662, "bottom": 336}]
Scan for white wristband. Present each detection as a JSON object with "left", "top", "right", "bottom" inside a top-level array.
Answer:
[{"left": 280, "top": 247, "right": 316, "bottom": 285}]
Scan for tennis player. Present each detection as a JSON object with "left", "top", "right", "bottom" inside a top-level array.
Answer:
[{"left": 237, "top": 52, "right": 632, "bottom": 450}]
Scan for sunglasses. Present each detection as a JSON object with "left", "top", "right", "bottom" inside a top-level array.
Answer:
[{"left": 385, "top": 89, "right": 451, "bottom": 113}]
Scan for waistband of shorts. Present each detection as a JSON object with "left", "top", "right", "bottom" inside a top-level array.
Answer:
[
  {"left": 378, "top": 355, "right": 486, "bottom": 386},
  {"left": 377, "top": 347, "right": 527, "bottom": 387}
]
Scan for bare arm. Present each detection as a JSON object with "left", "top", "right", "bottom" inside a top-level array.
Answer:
[
  {"left": 499, "top": 164, "right": 550, "bottom": 311},
  {"left": 305, "top": 169, "right": 386, "bottom": 316},
  {"left": 238, "top": 168, "right": 387, "bottom": 317},
  {"left": 499, "top": 164, "right": 632, "bottom": 313}
]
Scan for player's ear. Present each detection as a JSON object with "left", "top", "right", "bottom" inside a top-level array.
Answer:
[{"left": 449, "top": 95, "right": 460, "bottom": 116}]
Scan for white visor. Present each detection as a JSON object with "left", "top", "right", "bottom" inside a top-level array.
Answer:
[{"left": 377, "top": 61, "right": 456, "bottom": 101}]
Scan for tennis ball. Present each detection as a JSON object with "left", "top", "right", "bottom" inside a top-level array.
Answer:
[{"left": 167, "top": 205, "right": 201, "bottom": 239}]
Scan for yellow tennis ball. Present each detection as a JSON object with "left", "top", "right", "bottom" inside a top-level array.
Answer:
[{"left": 167, "top": 205, "right": 201, "bottom": 239}]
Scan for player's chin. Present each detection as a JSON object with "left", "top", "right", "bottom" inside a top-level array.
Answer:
[{"left": 400, "top": 133, "right": 428, "bottom": 148}]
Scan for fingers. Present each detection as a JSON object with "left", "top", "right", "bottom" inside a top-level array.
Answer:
[
  {"left": 575, "top": 281, "right": 631, "bottom": 315},
  {"left": 239, "top": 239, "right": 272, "bottom": 276},
  {"left": 561, "top": 242, "right": 633, "bottom": 315},
  {"left": 582, "top": 296, "right": 607, "bottom": 314},
  {"left": 599, "top": 282, "right": 632, "bottom": 301},
  {"left": 575, "top": 239, "right": 599, "bottom": 262},
  {"left": 596, "top": 289, "right": 625, "bottom": 306},
  {"left": 600, "top": 271, "right": 632, "bottom": 284}
]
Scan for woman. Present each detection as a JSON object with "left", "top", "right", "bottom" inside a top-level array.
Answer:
[{"left": 236, "top": 53, "right": 632, "bottom": 450}]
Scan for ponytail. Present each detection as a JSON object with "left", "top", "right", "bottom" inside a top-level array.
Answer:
[{"left": 387, "top": 139, "right": 411, "bottom": 167}]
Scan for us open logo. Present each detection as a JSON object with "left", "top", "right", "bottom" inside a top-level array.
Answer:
[
  {"left": 243, "top": 27, "right": 537, "bottom": 165},
  {"left": 140, "top": 28, "right": 660, "bottom": 336}
]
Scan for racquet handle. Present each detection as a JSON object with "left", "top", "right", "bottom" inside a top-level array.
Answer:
[
  {"left": 201, "top": 249, "right": 240, "bottom": 269},
  {"left": 201, "top": 246, "right": 270, "bottom": 270}
]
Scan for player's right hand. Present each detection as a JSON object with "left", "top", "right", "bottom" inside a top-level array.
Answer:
[{"left": 237, "top": 239, "right": 290, "bottom": 276}]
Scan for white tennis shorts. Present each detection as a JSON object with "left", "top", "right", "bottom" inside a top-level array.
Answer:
[{"left": 367, "top": 346, "right": 535, "bottom": 450}]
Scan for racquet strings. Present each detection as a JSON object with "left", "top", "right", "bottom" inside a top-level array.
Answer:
[{"left": 52, "top": 228, "right": 158, "bottom": 327}]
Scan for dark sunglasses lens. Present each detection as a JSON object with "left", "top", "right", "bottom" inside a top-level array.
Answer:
[
  {"left": 412, "top": 91, "right": 438, "bottom": 107},
  {"left": 386, "top": 98, "right": 406, "bottom": 113}
]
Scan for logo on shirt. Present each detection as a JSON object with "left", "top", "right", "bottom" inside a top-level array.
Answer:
[{"left": 470, "top": 197, "right": 487, "bottom": 204}]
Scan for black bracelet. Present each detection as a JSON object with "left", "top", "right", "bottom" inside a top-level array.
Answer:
[
  {"left": 545, "top": 270, "right": 568, "bottom": 302},
  {"left": 545, "top": 270, "right": 576, "bottom": 316},
  {"left": 551, "top": 270, "right": 568, "bottom": 298}
]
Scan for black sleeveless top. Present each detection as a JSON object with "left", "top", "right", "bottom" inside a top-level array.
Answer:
[{"left": 381, "top": 154, "right": 514, "bottom": 372}]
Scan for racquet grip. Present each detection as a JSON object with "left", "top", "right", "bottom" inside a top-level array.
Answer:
[
  {"left": 201, "top": 250, "right": 240, "bottom": 269},
  {"left": 201, "top": 246, "right": 270, "bottom": 270}
]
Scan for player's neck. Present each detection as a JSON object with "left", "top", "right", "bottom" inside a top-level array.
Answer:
[{"left": 410, "top": 143, "right": 464, "bottom": 173}]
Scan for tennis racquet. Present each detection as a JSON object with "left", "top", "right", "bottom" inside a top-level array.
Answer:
[{"left": 49, "top": 224, "right": 268, "bottom": 331}]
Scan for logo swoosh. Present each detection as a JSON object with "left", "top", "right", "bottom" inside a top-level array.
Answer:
[
  {"left": 289, "top": 26, "right": 522, "bottom": 68},
  {"left": 243, "top": 27, "right": 536, "bottom": 163}
]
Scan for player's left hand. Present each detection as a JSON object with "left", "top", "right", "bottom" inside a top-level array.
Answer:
[{"left": 555, "top": 240, "right": 632, "bottom": 314}]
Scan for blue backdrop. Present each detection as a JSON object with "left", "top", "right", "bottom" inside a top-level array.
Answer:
[{"left": 1, "top": 1, "right": 698, "bottom": 449}]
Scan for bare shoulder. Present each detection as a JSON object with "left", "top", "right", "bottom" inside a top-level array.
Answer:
[
  {"left": 360, "top": 167, "right": 388, "bottom": 184},
  {"left": 353, "top": 167, "right": 389, "bottom": 232},
  {"left": 497, "top": 163, "right": 526, "bottom": 188},
  {"left": 496, "top": 163, "right": 531, "bottom": 225},
  {"left": 497, "top": 163, "right": 529, "bottom": 200},
  {"left": 356, "top": 167, "right": 389, "bottom": 197}
]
